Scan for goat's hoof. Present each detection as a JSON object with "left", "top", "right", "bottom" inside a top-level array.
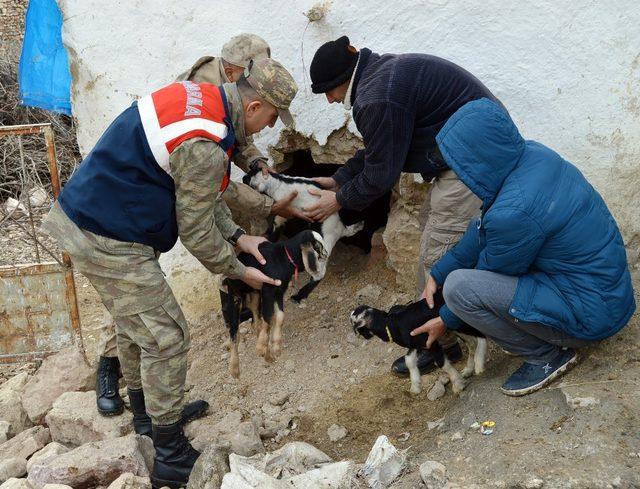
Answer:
[
  {"left": 474, "top": 365, "right": 486, "bottom": 375},
  {"left": 290, "top": 295, "right": 302, "bottom": 304},
  {"left": 256, "top": 343, "right": 268, "bottom": 358},
  {"left": 230, "top": 366, "right": 240, "bottom": 379},
  {"left": 452, "top": 380, "right": 468, "bottom": 394},
  {"left": 461, "top": 368, "right": 474, "bottom": 378},
  {"left": 223, "top": 340, "right": 232, "bottom": 351},
  {"left": 409, "top": 386, "right": 422, "bottom": 395},
  {"left": 264, "top": 351, "right": 275, "bottom": 363},
  {"left": 271, "top": 344, "right": 282, "bottom": 358}
]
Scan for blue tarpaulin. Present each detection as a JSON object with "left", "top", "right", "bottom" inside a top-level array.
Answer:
[{"left": 19, "top": 0, "right": 72, "bottom": 115}]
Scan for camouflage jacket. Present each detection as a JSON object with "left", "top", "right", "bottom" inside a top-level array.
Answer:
[
  {"left": 175, "top": 56, "right": 268, "bottom": 170},
  {"left": 169, "top": 83, "right": 257, "bottom": 279}
]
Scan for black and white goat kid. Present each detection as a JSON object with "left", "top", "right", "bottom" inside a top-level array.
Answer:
[
  {"left": 350, "top": 290, "right": 488, "bottom": 395},
  {"left": 220, "top": 230, "right": 328, "bottom": 378},
  {"left": 243, "top": 168, "right": 364, "bottom": 301}
]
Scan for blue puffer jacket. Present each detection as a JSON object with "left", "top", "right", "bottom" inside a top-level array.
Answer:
[{"left": 431, "top": 98, "right": 635, "bottom": 340}]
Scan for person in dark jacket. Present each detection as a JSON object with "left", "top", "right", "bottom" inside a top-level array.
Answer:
[
  {"left": 411, "top": 98, "right": 636, "bottom": 396},
  {"left": 307, "top": 35, "right": 502, "bottom": 377}
]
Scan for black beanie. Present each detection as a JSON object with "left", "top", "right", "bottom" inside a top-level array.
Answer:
[{"left": 310, "top": 36, "right": 358, "bottom": 94}]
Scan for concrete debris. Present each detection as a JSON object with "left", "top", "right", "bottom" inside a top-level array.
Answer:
[
  {"left": 427, "top": 417, "right": 445, "bottom": 431},
  {"left": 27, "top": 434, "right": 150, "bottom": 489},
  {"left": 0, "top": 426, "right": 50, "bottom": 463},
  {"left": 0, "top": 478, "right": 34, "bottom": 488},
  {"left": 524, "top": 478, "right": 544, "bottom": 489},
  {"left": 21, "top": 347, "right": 95, "bottom": 425},
  {"left": 419, "top": 460, "right": 447, "bottom": 489},
  {"left": 45, "top": 391, "right": 133, "bottom": 446},
  {"left": 327, "top": 424, "right": 348, "bottom": 442},
  {"left": 0, "top": 459, "right": 27, "bottom": 484},
  {"left": 106, "top": 472, "right": 152, "bottom": 489},
  {"left": 356, "top": 284, "right": 383, "bottom": 302},
  {"left": 427, "top": 380, "right": 446, "bottom": 401},
  {"left": 0, "top": 423, "right": 10, "bottom": 445},
  {"left": 187, "top": 413, "right": 264, "bottom": 457},
  {"left": 186, "top": 444, "right": 230, "bottom": 489},
  {"left": 0, "top": 373, "right": 33, "bottom": 438},
  {"left": 26, "top": 443, "right": 70, "bottom": 473},
  {"left": 222, "top": 446, "right": 354, "bottom": 489},
  {"left": 359, "top": 435, "right": 406, "bottom": 488}
]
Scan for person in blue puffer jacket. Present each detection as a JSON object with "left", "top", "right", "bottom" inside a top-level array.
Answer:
[{"left": 411, "top": 98, "right": 636, "bottom": 396}]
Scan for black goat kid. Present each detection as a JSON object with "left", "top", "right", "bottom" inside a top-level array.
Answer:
[
  {"left": 350, "top": 290, "right": 487, "bottom": 396},
  {"left": 220, "top": 230, "right": 327, "bottom": 378}
]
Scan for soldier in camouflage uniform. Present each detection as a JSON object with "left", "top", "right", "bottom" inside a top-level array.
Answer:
[
  {"left": 89, "top": 34, "right": 307, "bottom": 419},
  {"left": 176, "top": 33, "right": 308, "bottom": 234},
  {"left": 42, "top": 58, "right": 298, "bottom": 488}
]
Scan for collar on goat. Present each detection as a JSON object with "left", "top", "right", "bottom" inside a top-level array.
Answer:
[
  {"left": 284, "top": 246, "right": 298, "bottom": 283},
  {"left": 385, "top": 325, "right": 393, "bottom": 342}
]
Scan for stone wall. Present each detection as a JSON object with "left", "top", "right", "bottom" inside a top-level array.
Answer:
[
  {"left": 56, "top": 0, "right": 640, "bottom": 310},
  {"left": 0, "top": 0, "right": 28, "bottom": 55}
]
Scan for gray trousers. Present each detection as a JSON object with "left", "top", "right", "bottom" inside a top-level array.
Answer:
[{"left": 443, "top": 269, "right": 593, "bottom": 364}]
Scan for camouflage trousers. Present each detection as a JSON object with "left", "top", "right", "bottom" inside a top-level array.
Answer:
[
  {"left": 42, "top": 203, "right": 189, "bottom": 425},
  {"left": 416, "top": 170, "right": 481, "bottom": 347}
]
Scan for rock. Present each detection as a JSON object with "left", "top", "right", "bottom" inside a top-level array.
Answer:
[
  {"left": 189, "top": 415, "right": 263, "bottom": 457},
  {"left": 562, "top": 390, "right": 600, "bottom": 409},
  {"left": 382, "top": 174, "right": 429, "bottom": 289},
  {"left": 0, "top": 459, "right": 27, "bottom": 483},
  {"left": 287, "top": 461, "right": 355, "bottom": 488},
  {"left": 359, "top": 435, "right": 406, "bottom": 488},
  {"left": 524, "top": 478, "right": 544, "bottom": 489},
  {"left": 427, "top": 417, "right": 445, "bottom": 431},
  {"left": 264, "top": 442, "right": 332, "bottom": 477},
  {"left": 0, "top": 373, "right": 33, "bottom": 437},
  {"left": 27, "top": 434, "right": 149, "bottom": 489},
  {"left": 0, "top": 427, "right": 50, "bottom": 463},
  {"left": 21, "top": 347, "right": 95, "bottom": 424},
  {"left": 227, "top": 422, "right": 265, "bottom": 457},
  {"left": 450, "top": 432, "right": 463, "bottom": 441},
  {"left": 427, "top": 381, "right": 446, "bottom": 401},
  {"left": 42, "top": 485, "right": 73, "bottom": 489},
  {"left": 327, "top": 424, "right": 347, "bottom": 442},
  {"left": 261, "top": 402, "right": 282, "bottom": 417},
  {"left": 419, "top": 460, "right": 447, "bottom": 489},
  {"left": 186, "top": 444, "right": 230, "bottom": 489},
  {"left": 26, "top": 443, "right": 70, "bottom": 473},
  {"left": 0, "top": 423, "right": 10, "bottom": 445},
  {"left": 461, "top": 413, "right": 477, "bottom": 429},
  {"left": 136, "top": 435, "right": 155, "bottom": 474},
  {"left": 0, "top": 478, "right": 33, "bottom": 488},
  {"left": 268, "top": 392, "right": 289, "bottom": 407},
  {"left": 107, "top": 473, "right": 152, "bottom": 489},
  {"left": 45, "top": 391, "right": 133, "bottom": 446},
  {"left": 356, "top": 284, "right": 383, "bottom": 302}
]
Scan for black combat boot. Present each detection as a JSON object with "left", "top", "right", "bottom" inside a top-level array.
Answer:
[
  {"left": 96, "top": 356, "right": 124, "bottom": 416},
  {"left": 391, "top": 342, "right": 463, "bottom": 377},
  {"left": 127, "top": 388, "right": 209, "bottom": 438},
  {"left": 151, "top": 421, "right": 201, "bottom": 489}
]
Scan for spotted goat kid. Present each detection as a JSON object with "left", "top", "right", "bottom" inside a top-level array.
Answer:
[{"left": 350, "top": 290, "right": 487, "bottom": 395}]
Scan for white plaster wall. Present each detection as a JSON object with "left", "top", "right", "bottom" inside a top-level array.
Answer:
[{"left": 58, "top": 0, "right": 640, "bottom": 316}]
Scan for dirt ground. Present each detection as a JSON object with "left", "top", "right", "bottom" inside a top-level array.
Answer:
[{"left": 2, "top": 221, "right": 639, "bottom": 488}]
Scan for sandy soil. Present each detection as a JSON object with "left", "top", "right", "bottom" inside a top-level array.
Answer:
[{"left": 2, "top": 223, "right": 639, "bottom": 488}]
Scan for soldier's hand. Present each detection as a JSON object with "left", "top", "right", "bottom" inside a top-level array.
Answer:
[
  {"left": 271, "top": 191, "right": 313, "bottom": 221},
  {"left": 242, "top": 267, "right": 281, "bottom": 289},
  {"left": 312, "top": 176, "right": 338, "bottom": 191},
  {"left": 410, "top": 316, "right": 447, "bottom": 348},
  {"left": 236, "top": 234, "right": 269, "bottom": 265},
  {"left": 256, "top": 159, "right": 272, "bottom": 176}
]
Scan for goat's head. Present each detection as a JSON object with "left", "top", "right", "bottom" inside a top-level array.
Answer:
[
  {"left": 299, "top": 230, "right": 329, "bottom": 281},
  {"left": 242, "top": 167, "right": 272, "bottom": 193},
  {"left": 350, "top": 305, "right": 389, "bottom": 341}
]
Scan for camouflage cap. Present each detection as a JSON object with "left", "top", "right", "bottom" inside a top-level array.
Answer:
[
  {"left": 221, "top": 33, "right": 270, "bottom": 68},
  {"left": 244, "top": 58, "right": 298, "bottom": 127}
]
